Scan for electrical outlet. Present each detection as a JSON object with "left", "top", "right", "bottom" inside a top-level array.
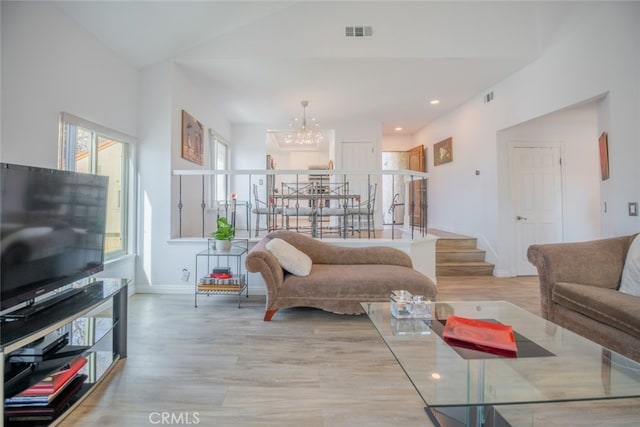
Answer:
[
  {"left": 181, "top": 269, "right": 190, "bottom": 282},
  {"left": 629, "top": 202, "right": 638, "bottom": 216}
]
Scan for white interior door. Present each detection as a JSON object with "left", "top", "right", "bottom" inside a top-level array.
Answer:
[
  {"left": 510, "top": 144, "right": 564, "bottom": 275},
  {"left": 342, "top": 141, "right": 376, "bottom": 191},
  {"left": 342, "top": 141, "right": 377, "bottom": 220}
]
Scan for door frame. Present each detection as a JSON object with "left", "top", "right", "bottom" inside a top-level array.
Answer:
[{"left": 407, "top": 145, "right": 426, "bottom": 229}]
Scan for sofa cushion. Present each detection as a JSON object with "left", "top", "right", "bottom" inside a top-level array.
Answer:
[
  {"left": 619, "top": 234, "right": 640, "bottom": 296},
  {"left": 266, "top": 237, "right": 312, "bottom": 276},
  {"left": 280, "top": 264, "right": 436, "bottom": 300},
  {"left": 553, "top": 282, "right": 640, "bottom": 338}
]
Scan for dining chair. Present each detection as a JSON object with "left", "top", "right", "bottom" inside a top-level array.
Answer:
[
  {"left": 315, "top": 182, "right": 350, "bottom": 237},
  {"left": 346, "top": 183, "right": 377, "bottom": 238},
  {"left": 251, "top": 184, "right": 281, "bottom": 237}
]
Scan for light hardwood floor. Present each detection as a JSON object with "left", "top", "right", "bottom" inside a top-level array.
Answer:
[{"left": 59, "top": 276, "right": 640, "bottom": 427}]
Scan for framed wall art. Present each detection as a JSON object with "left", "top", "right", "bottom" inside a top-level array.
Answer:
[
  {"left": 181, "top": 109, "right": 204, "bottom": 165},
  {"left": 434, "top": 137, "right": 453, "bottom": 166},
  {"left": 599, "top": 131, "right": 610, "bottom": 181}
]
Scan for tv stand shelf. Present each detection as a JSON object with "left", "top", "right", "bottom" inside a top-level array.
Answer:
[{"left": 1, "top": 278, "right": 127, "bottom": 427}]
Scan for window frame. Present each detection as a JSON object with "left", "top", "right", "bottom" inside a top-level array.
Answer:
[
  {"left": 58, "top": 112, "right": 135, "bottom": 260},
  {"left": 210, "top": 129, "right": 230, "bottom": 204}
]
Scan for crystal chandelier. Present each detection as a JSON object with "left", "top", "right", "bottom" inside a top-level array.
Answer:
[{"left": 284, "top": 100, "right": 323, "bottom": 145}]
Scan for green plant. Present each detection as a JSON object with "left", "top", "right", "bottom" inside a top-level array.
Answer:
[{"left": 212, "top": 217, "right": 234, "bottom": 240}]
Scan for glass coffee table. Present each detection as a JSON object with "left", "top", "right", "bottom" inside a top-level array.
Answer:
[{"left": 361, "top": 300, "right": 640, "bottom": 427}]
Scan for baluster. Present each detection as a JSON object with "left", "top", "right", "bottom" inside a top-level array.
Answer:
[
  {"left": 201, "top": 175, "right": 206, "bottom": 238},
  {"left": 178, "top": 175, "right": 183, "bottom": 238}
]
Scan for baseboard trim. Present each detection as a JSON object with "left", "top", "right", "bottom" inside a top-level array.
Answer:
[{"left": 135, "top": 283, "right": 266, "bottom": 295}]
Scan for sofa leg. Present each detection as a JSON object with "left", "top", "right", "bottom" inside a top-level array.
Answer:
[{"left": 264, "top": 309, "right": 277, "bottom": 321}]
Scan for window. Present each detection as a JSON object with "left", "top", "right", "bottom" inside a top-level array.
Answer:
[
  {"left": 210, "top": 130, "right": 229, "bottom": 202},
  {"left": 59, "top": 112, "right": 134, "bottom": 259}
]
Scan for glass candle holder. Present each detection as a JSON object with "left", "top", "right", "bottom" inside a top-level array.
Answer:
[
  {"left": 390, "top": 290, "right": 414, "bottom": 319},
  {"left": 411, "top": 295, "right": 432, "bottom": 319}
]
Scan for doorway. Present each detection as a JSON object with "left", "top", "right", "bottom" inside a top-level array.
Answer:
[
  {"left": 382, "top": 151, "right": 408, "bottom": 225},
  {"left": 509, "top": 143, "right": 564, "bottom": 275},
  {"left": 382, "top": 145, "right": 426, "bottom": 226},
  {"left": 407, "top": 145, "right": 426, "bottom": 228}
]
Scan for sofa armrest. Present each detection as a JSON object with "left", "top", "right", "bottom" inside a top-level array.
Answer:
[
  {"left": 527, "top": 234, "right": 636, "bottom": 318},
  {"left": 245, "top": 239, "right": 285, "bottom": 303}
]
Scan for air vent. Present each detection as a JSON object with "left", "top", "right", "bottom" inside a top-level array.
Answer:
[
  {"left": 484, "top": 91, "right": 494, "bottom": 103},
  {"left": 345, "top": 26, "right": 373, "bottom": 38}
]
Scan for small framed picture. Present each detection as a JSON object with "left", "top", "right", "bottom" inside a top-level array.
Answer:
[
  {"left": 181, "top": 110, "right": 204, "bottom": 165},
  {"left": 434, "top": 137, "right": 453, "bottom": 166},
  {"left": 599, "top": 132, "right": 610, "bottom": 181}
]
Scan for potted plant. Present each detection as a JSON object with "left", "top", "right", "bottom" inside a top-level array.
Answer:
[{"left": 212, "top": 217, "right": 234, "bottom": 251}]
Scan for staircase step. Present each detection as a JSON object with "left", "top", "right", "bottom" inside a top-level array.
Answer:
[
  {"left": 437, "top": 249, "right": 486, "bottom": 263},
  {"left": 431, "top": 230, "right": 494, "bottom": 277},
  {"left": 436, "top": 262, "right": 495, "bottom": 277},
  {"left": 436, "top": 237, "right": 478, "bottom": 250}
]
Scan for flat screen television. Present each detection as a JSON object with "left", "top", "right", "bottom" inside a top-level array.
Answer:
[{"left": 0, "top": 162, "right": 109, "bottom": 313}]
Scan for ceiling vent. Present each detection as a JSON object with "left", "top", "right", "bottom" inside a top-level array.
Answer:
[
  {"left": 484, "top": 91, "right": 494, "bottom": 103},
  {"left": 345, "top": 26, "right": 373, "bottom": 38}
]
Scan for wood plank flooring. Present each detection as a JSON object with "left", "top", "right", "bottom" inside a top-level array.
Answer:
[{"left": 58, "top": 276, "right": 640, "bottom": 427}]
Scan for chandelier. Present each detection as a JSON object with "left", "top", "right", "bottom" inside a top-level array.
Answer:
[{"left": 284, "top": 100, "right": 323, "bottom": 145}]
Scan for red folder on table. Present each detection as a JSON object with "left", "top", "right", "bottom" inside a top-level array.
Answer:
[{"left": 443, "top": 316, "right": 518, "bottom": 353}]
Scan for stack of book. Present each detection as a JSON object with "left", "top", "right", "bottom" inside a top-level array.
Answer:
[
  {"left": 210, "top": 267, "right": 232, "bottom": 279},
  {"left": 197, "top": 267, "right": 243, "bottom": 291},
  {"left": 4, "top": 356, "right": 88, "bottom": 423}
]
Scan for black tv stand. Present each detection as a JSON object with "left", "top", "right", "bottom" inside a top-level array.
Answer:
[
  {"left": 1, "top": 283, "right": 104, "bottom": 322},
  {"left": 1, "top": 278, "right": 128, "bottom": 427}
]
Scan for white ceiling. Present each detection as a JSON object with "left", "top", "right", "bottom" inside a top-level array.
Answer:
[{"left": 52, "top": 1, "right": 576, "bottom": 135}]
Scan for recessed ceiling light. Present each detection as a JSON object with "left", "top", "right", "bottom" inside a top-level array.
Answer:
[
  {"left": 430, "top": 99, "right": 440, "bottom": 105},
  {"left": 394, "top": 126, "right": 403, "bottom": 132}
]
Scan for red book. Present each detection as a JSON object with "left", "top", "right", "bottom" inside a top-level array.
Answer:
[
  {"left": 443, "top": 316, "right": 518, "bottom": 353},
  {"left": 18, "top": 356, "right": 88, "bottom": 396}
]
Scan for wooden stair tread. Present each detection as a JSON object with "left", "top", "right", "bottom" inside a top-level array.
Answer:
[
  {"left": 437, "top": 261, "right": 494, "bottom": 266},
  {"left": 438, "top": 248, "right": 486, "bottom": 261},
  {"left": 436, "top": 240, "right": 478, "bottom": 250},
  {"left": 428, "top": 229, "right": 474, "bottom": 239},
  {"left": 437, "top": 263, "right": 495, "bottom": 277}
]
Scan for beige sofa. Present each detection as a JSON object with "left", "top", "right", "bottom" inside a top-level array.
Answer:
[
  {"left": 245, "top": 230, "right": 437, "bottom": 321},
  {"left": 527, "top": 234, "right": 640, "bottom": 361}
]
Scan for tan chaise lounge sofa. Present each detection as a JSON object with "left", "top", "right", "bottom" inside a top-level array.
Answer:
[
  {"left": 246, "top": 230, "right": 437, "bottom": 321},
  {"left": 527, "top": 234, "right": 640, "bottom": 361}
]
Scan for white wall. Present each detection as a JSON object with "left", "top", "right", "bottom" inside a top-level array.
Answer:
[
  {"left": 415, "top": 2, "right": 640, "bottom": 276},
  {"left": 382, "top": 134, "right": 418, "bottom": 152},
  {"left": 136, "top": 62, "right": 173, "bottom": 288},
  {"left": 1, "top": 2, "right": 138, "bottom": 167},
  {"left": 170, "top": 65, "right": 232, "bottom": 239},
  {"left": 136, "top": 63, "right": 234, "bottom": 291},
  {"left": 0, "top": 1, "right": 139, "bottom": 284}
]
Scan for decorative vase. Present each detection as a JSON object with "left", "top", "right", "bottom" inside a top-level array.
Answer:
[{"left": 215, "top": 239, "right": 232, "bottom": 251}]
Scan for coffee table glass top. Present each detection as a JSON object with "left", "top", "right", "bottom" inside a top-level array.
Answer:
[{"left": 361, "top": 300, "right": 640, "bottom": 408}]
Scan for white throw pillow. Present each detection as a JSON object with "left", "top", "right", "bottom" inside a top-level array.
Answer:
[
  {"left": 266, "top": 238, "right": 312, "bottom": 276},
  {"left": 619, "top": 234, "right": 640, "bottom": 296}
]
